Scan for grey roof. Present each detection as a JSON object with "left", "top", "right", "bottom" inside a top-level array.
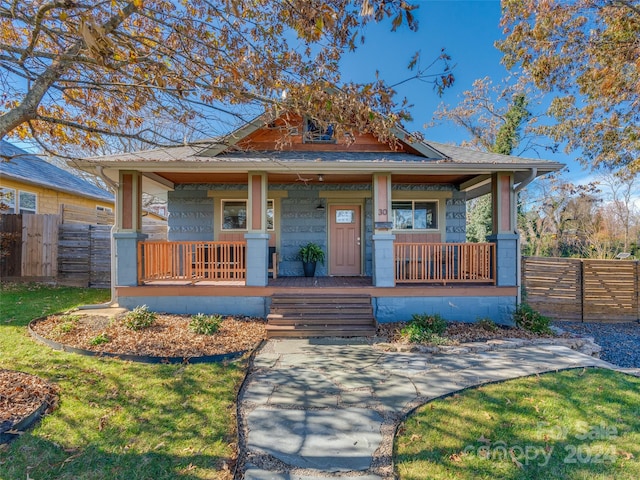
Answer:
[
  {"left": 214, "top": 151, "right": 442, "bottom": 163},
  {"left": 425, "top": 141, "right": 554, "bottom": 165},
  {"left": 78, "top": 140, "right": 562, "bottom": 171},
  {"left": 0, "top": 140, "right": 113, "bottom": 202}
]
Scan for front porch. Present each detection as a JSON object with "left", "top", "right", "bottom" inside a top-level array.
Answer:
[{"left": 123, "top": 216, "right": 516, "bottom": 325}]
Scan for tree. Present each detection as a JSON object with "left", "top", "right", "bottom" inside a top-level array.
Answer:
[
  {"left": 0, "top": 0, "right": 454, "bottom": 159},
  {"left": 598, "top": 172, "right": 640, "bottom": 252},
  {"left": 433, "top": 78, "right": 534, "bottom": 242},
  {"left": 498, "top": 0, "right": 640, "bottom": 173},
  {"left": 518, "top": 176, "right": 599, "bottom": 257},
  {"left": 465, "top": 195, "right": 492, "bottom": 243},
  {"left": 432, "top": 77, "right": 550, "bottom": 156}
]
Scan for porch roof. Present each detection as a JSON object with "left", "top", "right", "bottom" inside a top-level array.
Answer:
[{"left": 76, "top": 143, "right": 563, "bottom": 172}]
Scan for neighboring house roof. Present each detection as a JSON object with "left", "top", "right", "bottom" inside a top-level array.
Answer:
[{"left": 0, "top": 140, "right": 113, "bottom": 202}]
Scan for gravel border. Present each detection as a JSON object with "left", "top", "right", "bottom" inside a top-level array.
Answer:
[{"left": 554, "top": 321, "right": 640, "bottom": 368}]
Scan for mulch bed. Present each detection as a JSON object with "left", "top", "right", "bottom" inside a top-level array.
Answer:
[
  {"left": 377, "top": 321, "right": 557, "bottom": 344},
  {"left": 30, "top": 313, "right": 267, "bottom": 357},
  {"left": 0, "top": 370, "right": 59, "bottom": 442}
]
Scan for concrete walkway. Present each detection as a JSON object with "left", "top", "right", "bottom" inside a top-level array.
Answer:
[{"left": 237, "top": 338, "right": 618, "bottom": 479}]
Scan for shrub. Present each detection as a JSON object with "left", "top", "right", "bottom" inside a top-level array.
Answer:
[
  {"left": 400, "top": 313, "right": 448, "bottom": 343},
  {"left": 189, "top": 313, "right": 223, "bottom": 335},
  {"left": 90, "top": 333, "right": 110, "bottom": 345},
  {"left": 477, "top": 317, "right": 499, "bottom": 332},
  {"left": 123, "top": 305, "right": 156, "bottom": 331},
  {"left": 514, "top": 303, "right": 552, "bottom": 334},
  {"left": 56, "top": 314, "right": 81, "bottom": 334}
]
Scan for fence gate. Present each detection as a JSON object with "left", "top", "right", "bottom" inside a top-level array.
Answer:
[
  {"left": 21, "top": 214, "right": 60, "bottom": 278},
  {"left": 582, "top": 260, "right": 639, "bottom": 322}
]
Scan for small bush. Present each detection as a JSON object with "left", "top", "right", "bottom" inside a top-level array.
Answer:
[
  {"left": 189, "top": 313, "right": 223, "bottom": 335},
  {"left": 123, "top": 305, "right": 156, "bottom": 331},
  {"left": 400, "top": 313, "right": 448, "bottom": 343},
  {"left": 514, "top": 303, "right": 552, "bottom": 334},
  {"left": 56, "top": 314, "right": 81, "bottom": 334},
  {"left": 477, "top": 317, "right": 499, "bottom": 332},
  {"left": 90, "top": 333, "right": 110, "bottom": 345}
]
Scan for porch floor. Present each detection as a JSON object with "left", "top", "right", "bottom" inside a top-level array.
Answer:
[{"left": 131, "top": 276, "right": 511, "bottom": 298}]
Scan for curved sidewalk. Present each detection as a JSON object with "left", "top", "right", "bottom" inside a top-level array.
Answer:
[{"left": 237, "top": 338, "right": 618, "bottom": 479}]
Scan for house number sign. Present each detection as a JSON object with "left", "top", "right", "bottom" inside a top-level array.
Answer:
[{"left": 336, "top": 209, "right": 354, "bottom": 223}]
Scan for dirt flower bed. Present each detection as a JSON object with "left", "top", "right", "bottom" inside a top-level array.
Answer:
[
  {"left": 0, "top": 370, "right": 58, "bottom": 436},
  {"left": 31, "top": 312, "right": 267, "bottom": 358},
  {"left": 377, "top": 321, "right": 558, "bottom": 344}
]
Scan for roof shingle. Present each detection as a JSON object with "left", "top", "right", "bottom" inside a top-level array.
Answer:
[{"left": 0, "top": 140, "right": 113, "bottom": 202}]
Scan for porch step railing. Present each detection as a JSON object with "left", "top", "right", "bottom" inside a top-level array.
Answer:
[
  {"left": 395, "top": 242, "right": 496, "bottom": 284},
  {"left": 138, "top": 241, "right": 246, "bottom": 283}
]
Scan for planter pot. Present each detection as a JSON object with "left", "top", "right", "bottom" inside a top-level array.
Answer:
[{"left": 302, "top": 261, "right": 317, "bottom": 277}]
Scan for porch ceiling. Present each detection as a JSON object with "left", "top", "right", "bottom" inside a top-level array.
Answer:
[{"left": 152, "top": 171, "right": 476, "bottom": 185}]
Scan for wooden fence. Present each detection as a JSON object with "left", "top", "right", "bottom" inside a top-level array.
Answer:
[
  {"left": 0, "top": 214, "right": 110, "bottom": 287},
  {"left": 1, "top": 208, "right": 167, "bottom": 286},
  {"left": 60, "top": 203, "right": 113, "bottom": 225},
  {"left": 58, "top": 224, "right": 111, "bottom": 288},
  {"left": 522, "top": 256, "right": 640, "bottom": 322},
  {"left": 0, "top": 214, "right": 59, "bottom": 280}
]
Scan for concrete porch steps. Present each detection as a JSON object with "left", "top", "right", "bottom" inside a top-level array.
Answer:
[{"left": 266, "top": 293, "right": 377, "bottom": 338}]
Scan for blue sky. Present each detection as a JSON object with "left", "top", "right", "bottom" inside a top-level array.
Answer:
[
  {"left": 339, "top": 0, "right": 589, "bottom": 182},
  {"left": 8, "top": 1, "right": 592, "bottom": 183}
]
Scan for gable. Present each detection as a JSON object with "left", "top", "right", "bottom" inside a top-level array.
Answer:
[{"left": 235, "top": 114, "right": 423, "bottom": 154}]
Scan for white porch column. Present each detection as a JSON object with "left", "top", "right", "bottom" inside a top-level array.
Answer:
[
  {"left": 372, "top": 173, "right": 395, "bottom": 287},
  {"left": 114, "top": 171, "right": 147, "bottom": 286},
  {"left": 245, "top": 172, "right": 269, "bottom": 286},
  {"left": 487, "top": 172, "right": 519, "bottom": 286}
]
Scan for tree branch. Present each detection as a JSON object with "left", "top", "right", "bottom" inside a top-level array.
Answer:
[{"left": 0, "top": 1, "right": 139, "bottom": 138}]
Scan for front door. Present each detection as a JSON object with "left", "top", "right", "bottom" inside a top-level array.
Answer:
[{"left": 329, "top": 204, "right": 361, "bottom": 276}]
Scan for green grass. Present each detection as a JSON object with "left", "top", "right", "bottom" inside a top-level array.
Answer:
[
  {"left": 395, "top": 369, "right": 640, "bottom": 480},
  {"left": 0, "top": 283, "right": 246, "bottom": 480}
]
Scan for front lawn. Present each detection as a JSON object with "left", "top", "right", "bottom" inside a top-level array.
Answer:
[
  {"left": 0, "top": 283, "right": 245, "bottom": 480},
  {"left": 395, "top": 368, "right": 640, "bottom": 480}
]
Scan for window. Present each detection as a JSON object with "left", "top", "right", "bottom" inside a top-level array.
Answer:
[
  {"left": 0, "top": 188, "right": 16, "bottom": 213},
  {"left": 222, "top": 199, "right": 274, "bottom": 230},
  {"left": 18, "top": 191, "right": 37, "bottom": 214},
  {"left": 303, "top": 118, "right": 336, "bottom": 144},
  {"left": 392, "top": 200, "right": 438, "bottom": 230}
]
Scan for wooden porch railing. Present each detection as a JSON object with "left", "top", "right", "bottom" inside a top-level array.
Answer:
[
  {"left": 138, "top": 241, "right": 246, "bottom": 283},
  {"left": 395, "top": 242, "right": 496, "bottom": 284}
]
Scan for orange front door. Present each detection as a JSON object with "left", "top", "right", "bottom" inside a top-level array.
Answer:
[{"left": 329, "top": 205, "right": 361, "bottom": 276}]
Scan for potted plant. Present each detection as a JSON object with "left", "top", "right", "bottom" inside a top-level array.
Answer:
[{"left": 298, "top": 242, "right": 325, "bottom": 277}]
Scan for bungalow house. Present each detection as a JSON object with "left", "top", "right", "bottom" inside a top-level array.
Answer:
[{"left": 75, "top": 113, "right": 563, "bottom": 336}]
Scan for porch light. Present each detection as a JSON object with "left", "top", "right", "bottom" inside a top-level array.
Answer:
[
  {"left": 317, "top": 174, "right": 324, "bottom": 182},
  {"left": 316, "top": 202, "right": 325, "bottom": 211}
]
